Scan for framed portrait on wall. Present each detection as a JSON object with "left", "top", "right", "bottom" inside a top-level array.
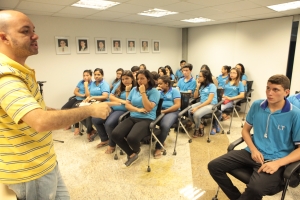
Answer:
[
  {"left": 111, "top": 38, "right": 122, "bottom": 54},
  {"left": 126, "top": 39, "right": 136, "bottom": 54},
  {"left": 95, "top": 38, "right": 107, "bottom": 54},
  {"left": 140, "top": 39, "right": 149, "bottom": 53},
  {"left": 76, "top": 37, "right": 89, "bottom": 54},
  {"left": 55, "top": 36, "right": 71, "bottom": 55},
  {"left": 153, "top": 40, "right": 160, "bottom": 53}
]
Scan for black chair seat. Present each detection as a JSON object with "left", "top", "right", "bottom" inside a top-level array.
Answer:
[{"left": 223, "top": 106, "right": 241, "bottom": 113}]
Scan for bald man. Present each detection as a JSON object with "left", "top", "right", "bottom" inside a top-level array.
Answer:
[{"left": 0, "top": 10, "right": 117, "bottom": 199}]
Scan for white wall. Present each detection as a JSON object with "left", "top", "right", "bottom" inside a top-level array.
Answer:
[
  {"left": 188, "top": 17, "right": 293, "bottom": 102},
  {"left": 290, "top": 16, "right": 300, "bottom": 94},
  {"left": 26, "top": 15, "right": 182, "bottom": 108}
]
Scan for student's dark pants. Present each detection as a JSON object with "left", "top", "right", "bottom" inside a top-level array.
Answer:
[
  {"left": 81, "top": 117, "right": 94, "bottom": 133},
  {"left": 208, "top": 149, "right": 284, "bottom": 200},
  {"left": 61, "top": 98, "right": 82, "bottom": 128},
  {"left": 111, "top": 117, "right": 152, "bottom": 156}
]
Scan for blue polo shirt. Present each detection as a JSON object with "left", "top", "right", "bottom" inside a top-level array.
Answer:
[
  {"left": 170, "top": 74, "right": 175, "bottom": 81},
  {"left": 175, "top": 69, "right": 183, "bottom": 80},
  {"left": 128, "top": 87, "right": 160, "bottom": 120},
  {"left": 89, "top": 80, "right": 110, "bottom": 99},
  {"left": 242, "top": 74, "right": 248, "bottom": 91},
  {"left": 177, "top": 77, "right": 196, "bottom": 94},
  {"left": 217, "top": 75, "right": 228, "bottom": 88},
  {"left": 76, "top": 80, "right": 92, "bottom": 100},
  {"left": 160, "top": 87, "right": 181, "bottom": 110},
  {"left": 111, "top": 80, "right": 120, "bottom": 91},
  {"left": 224, "top": 81, "right": 244, "bottom": 97},
  {"left": 287, "top": 94, "right": 300, "bottom": 109},
  {"left": 199, "top": 83, "right": 217, "bottom": 105},
  {"left": 245, "top": 99, "right": 300, "bottom": 160},
  {"left": 110, "top": 87, "right": 127, "bottom": 111}
]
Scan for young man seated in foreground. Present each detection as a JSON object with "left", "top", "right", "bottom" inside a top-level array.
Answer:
[{"left": 208, "top": 74, "right": 300, "bottom": 200}]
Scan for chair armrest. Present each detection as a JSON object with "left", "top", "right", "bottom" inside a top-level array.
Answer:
[
  {"left": 212, "top": 100, "right": 224, "bottom": 110},
  {"left": 189, "top": 97, "right": 199, "bottom": 104},
  {"left": 227, "top": 137, "right": 245, "bottom": 152},
  {"left": 149, "top": 113, "right": 165, "bottom": 129},
  {"left": 178, "top": 105, "right": 192, "bottom": 117},
  {"left": 283, "top": 160, "right": 300, "bottom": 180},
  {"left": 118, "top": 111, "right": 130, "bottom": 123},
  {"left": 233, "top": 98, "right": 243, "bottom": 105},
  {"left": 69, "top": 95, "right": 76, "bottom": 101}
]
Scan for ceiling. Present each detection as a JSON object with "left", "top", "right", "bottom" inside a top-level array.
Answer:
[{"left": 1, "top": 0, "right": 300, "bottom": 28}]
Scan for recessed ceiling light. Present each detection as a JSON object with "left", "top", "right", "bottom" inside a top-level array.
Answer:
[
  {"left": 72, "top": 0, "right": 120, "bottom": 10},
  {"left": 181, "top": 17, "right": 214, "bottom": 23},
  {"left": 138, "top": 8, "right": 178, "bottom": 17},
  {"left": 267, "top": 1, "right": 300, "bottom": 12}
]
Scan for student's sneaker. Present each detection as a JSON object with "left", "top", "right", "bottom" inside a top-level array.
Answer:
[
  {"left": 124, "top": 154, "right": 139, "bottom": 167},
  {"left": 215, "top": 125, "right": 220, "bottom": 133}
]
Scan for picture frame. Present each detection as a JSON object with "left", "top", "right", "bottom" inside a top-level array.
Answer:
[
  {"left": 55, "top": 36, "right": 71, "bottom": 55},
  {"left": 126, "top": 39, "right": 136, "bottom": 54},
  {"left": 76, "top": 37, "right": 90, "bottom": 54},
  {"left": 95, "top": 38, "right": 107, "bottom": 54},
  {"left": 111, "top": 38, "right": 122, "bottom": 54},
  {"left": 152, "top": 40, "right": 160, "bottom": 53},
  {"left": 140, "top": 39, "right": 150, "bottom": 53}
]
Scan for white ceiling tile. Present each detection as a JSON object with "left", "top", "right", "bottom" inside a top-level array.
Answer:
[
  {"left": 248, "top": 0, "right": 295, "bottom": 6},
  {"left": 106, "top": 3, "right": 148, "bottom": 14},
  {"left": 163, "top": 13, "right": 198, "bottom": 20},
  {"left": 186, "top": 0, "right": 242, "bottom": 7},
  {"left": 126, "top": 0, "right": 180, "bottom": 7},
  {"left": 17, "top": 1, "right": 65, "bottom": 12},
  {"left": 86, "top": 11, "right": 129, "bottom": 20},
  {"left": 231, "top": 7, "right": 275, "bottom": 16},
  {"left": 205, "top": 12, "right": 241, "bottom": 20},
  {"left": 160, "top": 2, "right": 206, "bottom": 12},
  {"left": 22, "top": 0, "right": 77, "bottom": 6},
  {"left": 115, "top": 14, "right": 152, "bottom": 22},
  {"left": 58, "top": 6, "right": 100, "bottom": 16},
  {"left": 141, "top": 17, "right": 176, "bottom": 24},
  {"left": 212, "top": 1, "right": 261, "bottom": 12},
  {"left": 17, "top": 9, "right": 53, "bottom": 16},
  {"left": 250, "top": 12, "right": 287, "bottom": 19},
  {"left": 183, "top": 7, "right": 225, "bottom": 17},
  {"left": 0, "top": 0, "right": 19, "bottom": 8},
  {"left": 52, "top": 13, "right": 84, "bottom": 18}
]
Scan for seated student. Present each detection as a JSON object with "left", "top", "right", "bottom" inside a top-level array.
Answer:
[
  {"left": 139, "top": 64, "right": 146, "bottom": 70},
  {"left": 131, "top": 66, "right": 139, "bottom": 80},
  {"left": 236, "top": 63, "right": 247, "bottom": 91},
  {"left": 165, "top": 65, "right": 175, "bottom": 81},
  {"left": 288, "top": 93, "right": 300, "bottom": 108},
  {"left": 221, "top": 68, "right": 245, "bottom": 120},
  {"left": 187, "top": 70, "right": 217, "bottom": 137},
  {"left": 201, "top": 65, "right": 218, "bottom": 87},
  {"left": 208, "top": 74, "right": 300, "bottom": 200},
  {"left": 111, "top": 70, "right": 160, "bottom": 167},
  {"left": 82, "top": 68, "right": 110, "bottom": 141},
  {"left": 177, "top": 63, "right": 196, "bottom": 94},
  {"left": 92, "top": 70, "right": 136, "bottom": 152},
  {"left": 151, "top": 71, "right": 159, "bottom": 87},
  {"left": 158, "top": 67, "right": 167, "bottom": 77},
  {"left": 61, "top": 69, "right": 92, "bottom": 135},
  {"left": 154, "top": 76, "right": 181, "bottom": 159},
  {"left": 217, "top": 65, "right": 230, "bottom": 88},
  {"left": 110, "top": 68, "right": 124, "bottom": 91},
  {"left": 175, "top": 60, "right": 186, "bottom": 81}
]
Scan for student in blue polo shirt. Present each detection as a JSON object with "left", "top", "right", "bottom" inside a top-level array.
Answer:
[
  {"left": 177, "top": 63, "right": 196, "bottom": 94},
  {"left": 154, "top": 76, "right": 181, "bottom": 159},
  {"left": 208, "top": 74, "right": 300, "bottom": 200},
  {"left": 111, "top": 70, "right": 160, "bottom": 167},
  {"left": 217, "top": 65, "right": 230, "bottom": 88},
  {"left": 165, "top": 65, "right": 175, "bottom": 81},
  {"left": 287, "top": 93, "right": 300, "bottom": 109},
  {"left": 81, "top": 68, "right": 110, "bottom": 141},
  {"left": 92, "top": 70, "right": 136, "bottom": 153},
  {"left": 236, "top": 63, "right": 247, "bottom": 91},
  {"left": 221, "top": 68, "right": 245, "bottom": 120},
  {"left": 110, "top": 68, "right": 124, "bottom": 91},
  {"left": 175, "top": 60, "right": 186, "bottom": 81},
  {"left": 61, "top": 69, "right": 92, "bottom": 135},
  {"left": 188, "top": 70, "right": 217, "bottom": 137}
]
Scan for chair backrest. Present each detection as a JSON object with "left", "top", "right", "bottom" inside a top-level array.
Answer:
[
  {"left": 156, "top": 98, "right": 164, "bottom": 118},
  {"left": 217, "top": 88, "right": 224, "bottom": 102},
  {"left": 246, "top": 81, "right": 253, "bottom": 92},
  {"left": 180, "top": 91, "right": 191, "bottom": 111}
]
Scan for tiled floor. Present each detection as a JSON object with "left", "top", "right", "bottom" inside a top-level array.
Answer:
[{"left": 51, "top": 114, "right": 299, "bottom": 200}]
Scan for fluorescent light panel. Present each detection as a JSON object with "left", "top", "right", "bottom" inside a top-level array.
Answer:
[
  {"left": 181, "top": 17, "right": 214, "bottom": 23},
  {"left": 138, "top": 8, "right": 178, "bottom": 17},
  {"left": 72, "top": 0, "right": 120, "bottom": 10},
  {"left": 267, "top": 1, "right": 300, "bottom": 12}
]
